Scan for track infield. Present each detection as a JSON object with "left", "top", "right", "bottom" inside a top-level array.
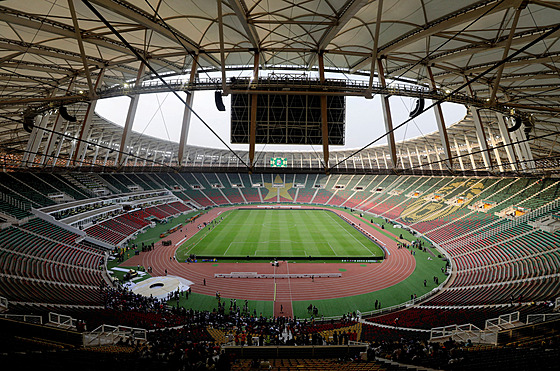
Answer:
[{"left": 179, "top": 209, "right": 384, "bottom": 259}]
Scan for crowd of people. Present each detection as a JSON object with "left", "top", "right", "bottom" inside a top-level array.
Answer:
[
  {"left": 45, "top": 283, "right": 553, "bottom": 371},
  {"left": 366, "top": 335, "right": 559, "bottom": 370}
]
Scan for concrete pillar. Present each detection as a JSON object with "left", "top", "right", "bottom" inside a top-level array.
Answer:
[
  {"left": 433, "top": 145, "right": 444, "bottom": 171},
  {"left": 415, "top": 146, "right": 423, "bottom": 170},
  {"left": 425, "top": 145, "right": 433, "bottom": 171},
  {"left": 427, "top": 66, "right": 452, "bottom": 170},
  {"left": 77, "top": 126, "right": 94, "bottom": 166},
  {"left": 143, "top": 144, "right": 151, "bottom": 167},
  {"left": 488, "top": 128, "right": 504, "bottom": 172},
  {"left": 178, "top": 54, "right": 198, "bottom": 166},
  {"left": 318, "top": 52, "right": 329, "bottom": 170},
  {"left": 24, "top": 113, "right": 50, "bottom": 166},
  {"left": 73, "top": 69, "right": 105, "bottom": 165},
  {"left": 377, "top": 59, "right": 397, "bottom": 169},
  {"left": 464, "top": 135, "right": 477, "bottom": 171},
  {"left": 41, "top": 77, "right": 76, "bottom": 165},
  {"left": 52, "top": 121, "right": 70, "bottom": 167},
  {"left": 407, "top": 147, "right": 414, "bottom": 169},
  {"left": 513, "top": 126, "right": 535, "bottom": 170},
  {"left": 496, "top": 114, "right": 518, "bottom": 171},
  {"left": 91, "top": 133, "right": 103, "bottom": 166},
  {"left": 118, "top": 63, "right": 146, "bottom": 166},
  {"left": 103, "top": 135, "right": 115, "bottom": 167},
  {"left": 453, "top": 137, "right": 465, "bottom": 171}
]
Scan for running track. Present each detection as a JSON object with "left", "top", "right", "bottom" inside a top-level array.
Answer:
[{"left": 122, "top": 206, "right": 415, "bottom": 317}]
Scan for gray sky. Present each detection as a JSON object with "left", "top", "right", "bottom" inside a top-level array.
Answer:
[{"left": 95, "top": 72, "right": 466, "bottom": 152}]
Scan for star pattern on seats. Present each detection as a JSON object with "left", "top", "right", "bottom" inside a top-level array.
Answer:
[{"left": 262, "top": 175, "right": 294, "bottom": 201}]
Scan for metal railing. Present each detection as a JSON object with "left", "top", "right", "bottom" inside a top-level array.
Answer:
[
  {"left": 48, "top": 312, "right": 78, "bottom": 329},
  {"left": 82, "top": 324, "right": 147, "bottom": 347},
  {"left": 526, "top": 313, "right": 560, "bottom": 324},
  {"left": 0, "top": 313, "right": 42, "bottom": 324},
  {"left": 485, "top": 311, "right": 520, "bottom": 331}
]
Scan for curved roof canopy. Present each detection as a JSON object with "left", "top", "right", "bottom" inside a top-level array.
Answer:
[{"left": 0, "top": 0, "right": 559, "bottom": 173}]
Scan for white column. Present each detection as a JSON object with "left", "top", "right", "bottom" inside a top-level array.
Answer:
[
  {"left": 178, "top": 92, "right": 195, "bottom": 166},
  {"left": 78, "top": 126, "right": 94, "bottom": 166},
  {"left": 496, "top": 114, "right": 518, "bottom": 171},
  {"left": 406, "top": 147, "right": 414, "bottom": 169},
  {"left": 377, "top": 59, "right": 398, "bottom": 169},
  {"left": 415, "top": 146, "right": 423, "bottom": 170},
  {"left": 515, "top": 127, "right": 535, "bottom": 170},
  {"left": 24, "top": 113, "right": 50, "bottom": 166},
  {"left": 453, "top": 138, "right": 465, "bottom": 171},
  {"left": 74, "top": 69, "right": 105, "bottom": 165},
  {"left": 152, "top": 146, "right": 160, "bottom": 167},
  {"left": 91, "top": 133, "right": 103, "bottom": 166},
  {"left": 143, "top": 144, "right": 151, "bottom": 167},
  {"left": 41, "top": 78, "right": 76, "bottom": 165},
  {"left": 509, "top": 121, "right": 534, "bottom": 171},
  {"left": 52, "top": 121, "right": 70, "bottom": 167},
  {"left": 433, "top": 145, "right": 444, "bottom": 171},
  {"left": 425, "top": 145, "right": 433, "bottom": 171},
  {"left": 118, "top": 63, "right": 145, "bottom": 166},
  {"left": 168, "top": 146, "right": 174, "bottom": 166},
  {"left": 488, "top": 128, "right": 504, "bottom": 172},
  {"left": 464, "top": 135, "right": 477, "bottom": 170},
  {"left": 470, "top": 107, "right": 492, "bottom": 170},
  {"left": 41, "top": 112, "right": 64, "bottom": 165},
  {"left": 133, "top": 142, "right": 142, "bottom": 167},
  {"left": 427, "top": 66, "right": 452, "bottom": 169},
  {"left": 66, "top": 139, "right": 77, "bottom": 167},
  {"left": 103, "top": 135, "right": 115, "bottom": 167}
]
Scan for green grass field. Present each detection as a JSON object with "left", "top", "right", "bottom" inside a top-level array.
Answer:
[{"left": 180, "top": 209, "right": 384, "bottom": 259}]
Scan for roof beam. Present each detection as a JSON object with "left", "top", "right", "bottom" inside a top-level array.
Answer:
[
  {"left": 227, "top": 0, "right": 260, "bottom": 49},
  {"left": 367, "top": 0, "right": 384, "bottom": 96},
  {"left": 489, "top": 4, "right": 524, "bottom": 105},
  {"left": 217, "top": 0, "right": 228, "bottom": 92},
  {"left": 351, "top": 0, "right": 522, "bottom": 73},
  {"left": 86, "top": 0, "right": 220, "bottom": 68},
  {"left": 0, "top": 7, "right": 178, "bottom": 75},
  {"left": 394, "top": 25, "right": 560, "bottom": 74},
  {"left": 307, "top": 0, "right": 369, "bottom": 68},
  {"left": 433, "top": 53, "right": 560, "bottom": 79},
  {"left": 67, "top": 0, "right": 95, "bottom": 98}
]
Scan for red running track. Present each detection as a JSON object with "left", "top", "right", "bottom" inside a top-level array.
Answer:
[{"left": 122, "top": 206, "right": 415, "bottom": 317}]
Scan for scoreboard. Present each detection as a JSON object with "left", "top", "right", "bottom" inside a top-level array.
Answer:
[
  {"left": 230, "top": 77, "right": 346, "bottom": 146},
  {"left": 270, "top": 157, "right": 287, "bottom": 167}
]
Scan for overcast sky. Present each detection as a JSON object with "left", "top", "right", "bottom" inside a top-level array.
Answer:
[{"left": 95, "top": 71, "right": 467, "bottom": 152}]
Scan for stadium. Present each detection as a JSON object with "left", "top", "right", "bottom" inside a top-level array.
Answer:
[{"left": 0, "top": 0, "right": 559, "bottom": 370}]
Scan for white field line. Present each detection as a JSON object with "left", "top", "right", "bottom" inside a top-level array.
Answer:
[
  {"left": 327, "top": 241, "right": 339, "bottom": 256},
  {"left": 185, "top": 210, "right": 233, "bottom": 253},
  {"left": 325, "top": 211, "right": 372, "bottom": 255}
]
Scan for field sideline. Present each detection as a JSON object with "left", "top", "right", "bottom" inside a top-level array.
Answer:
[{"left": 180, "top": 209, "right": 384, "bottom": 259}]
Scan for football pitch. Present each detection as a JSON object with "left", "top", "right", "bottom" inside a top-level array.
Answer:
[{"left": 182, "top": 209, "right": 384, "bottom": 259}]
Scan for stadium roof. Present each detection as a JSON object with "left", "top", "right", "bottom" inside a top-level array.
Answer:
[{"left": 0, "top": 0, "right": 559, "bottom": 173}]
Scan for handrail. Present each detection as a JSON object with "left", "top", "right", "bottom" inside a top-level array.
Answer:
[
  {"left": 48, "top": 312, "right": 78, "bottom": 329},
  {"left": 0, "top": 313, "right": 43, "bottom": 324},
  {"left": 82, "top": 324, "right": 147, "bottom": 347}
]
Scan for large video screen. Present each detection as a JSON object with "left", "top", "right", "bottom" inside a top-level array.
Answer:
[{"left": 231, "top": 93, "right": 345, "bottom": 145}]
